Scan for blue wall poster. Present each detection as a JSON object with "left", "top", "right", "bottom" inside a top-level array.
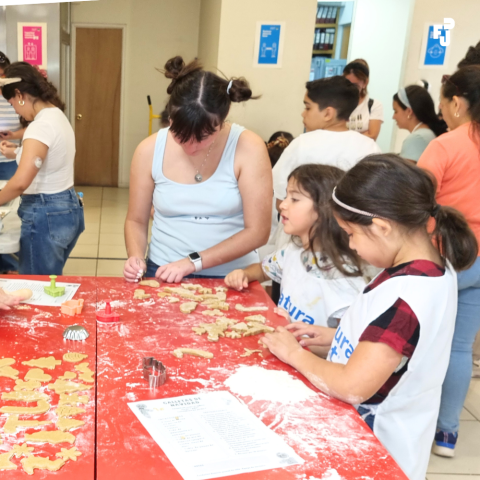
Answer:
[
  {"left": 419, "top": 23, "right": 450, "bottom": 68},
  {"left": 254, "top": 22, "right": 285, "bottom": 68}
]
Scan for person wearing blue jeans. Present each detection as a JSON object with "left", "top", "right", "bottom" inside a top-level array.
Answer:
[
  {"left": 433, "top": 257, "right": 480, "bottom": 457},
  {"left": 18, "top": 188, "right": 84, "bottom": 274}
]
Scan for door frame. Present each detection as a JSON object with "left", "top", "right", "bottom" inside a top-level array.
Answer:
[{"left": 70, "top": 23, "right": 127, "bottom": 187}]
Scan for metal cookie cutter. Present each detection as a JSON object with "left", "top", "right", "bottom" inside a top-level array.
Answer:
[{"left": 142, "top": 357, "right": 167, "bottom": 388}]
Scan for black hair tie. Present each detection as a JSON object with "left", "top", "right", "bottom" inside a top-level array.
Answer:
[{"left": 431, "top": 204, "right": 442, "bottom": 217}]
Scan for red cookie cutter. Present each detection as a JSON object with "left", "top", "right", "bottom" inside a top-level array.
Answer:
[{"left": 96, "top": 300, "right": 120, "bottom": 323}]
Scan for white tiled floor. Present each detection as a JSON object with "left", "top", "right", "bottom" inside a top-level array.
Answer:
[{"left": 65, "top": 187, "right": 480, "bottom": 478}]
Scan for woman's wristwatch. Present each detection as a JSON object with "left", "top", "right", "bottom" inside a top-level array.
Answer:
[{"left": 188, "top": 252, "right": 202, "bottom": 272}]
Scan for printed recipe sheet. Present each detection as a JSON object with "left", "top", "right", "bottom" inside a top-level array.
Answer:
[{"left": 129, "top": 391, "right": 304, "bottom": 480}]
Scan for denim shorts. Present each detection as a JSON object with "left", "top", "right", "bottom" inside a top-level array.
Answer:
[
  {"left": 146, "top": 257, "right": 224, "bottom": 279},
  {"left": 17, "top": 187, "right": 85, "bottom": 275}
]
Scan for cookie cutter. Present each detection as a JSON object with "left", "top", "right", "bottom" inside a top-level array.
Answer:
[
  {"left": 63, "top": 325, "right": 90, "bottom": 341},
  {"left": 142, "top": 357, "right": 167, "bottom": 388}
]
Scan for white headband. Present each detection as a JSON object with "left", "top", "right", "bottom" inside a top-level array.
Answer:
[
  {"left": 227, "top": 80, "right": 233, "bottom": 95},
  {"left": 332, "top": 187, "right": 380, "bottom": 218},
  {"left": 397, "top": 87, "right": 412, "bottom": 109},
  {"left": 0, "top": 77, "right": 22, "bottom": 87}
]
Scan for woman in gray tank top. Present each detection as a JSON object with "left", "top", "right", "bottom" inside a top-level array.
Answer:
[{"left": 124, "top": 56, "right": 272, "bottom": 283}]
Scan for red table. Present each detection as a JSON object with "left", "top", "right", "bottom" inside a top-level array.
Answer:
[
  {"left": 0, "top": 276, "right": 97, "bottom": 479},
  {"left": 95, "top": 278, "right": 408, "bottom": 480}
]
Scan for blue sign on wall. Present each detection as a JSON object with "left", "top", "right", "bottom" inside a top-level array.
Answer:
[
  {"left": 258, "top": 25, "right": 281, "bottom": 65},
  {"left": 424, "top": 25, "right": 447, "bottom": 66}
]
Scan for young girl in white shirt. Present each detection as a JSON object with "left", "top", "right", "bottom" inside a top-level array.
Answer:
[
  {"left": 261, "top": 154, "right": 478, "bottom": 480},
  {"left": 225, "top": 164, "right": 366, "bottom": 332}
]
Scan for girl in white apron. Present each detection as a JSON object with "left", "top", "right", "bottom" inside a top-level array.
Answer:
[
  {"left": 225, "top": 164, "right": 366, "bottom": 336},
  {"left": 260, "top": 154, "right": 478, "bottom": 480}
]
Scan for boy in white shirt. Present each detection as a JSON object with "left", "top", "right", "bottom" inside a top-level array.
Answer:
[{"left": 273, "top": 76, "right": 381, "bottom": 204}]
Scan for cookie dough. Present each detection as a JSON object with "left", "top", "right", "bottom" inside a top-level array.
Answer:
[
  {"left": 230, "top": 322, "right": 249, "bottom": 332},
  {"left": 55, "top": 406, "right": 86, "bottom": 417},
  {"left": 0, "top": 399, "right": 50, "bottom": 415},
  {"left": 139, "top": 279, "right": 160, "bottom": 288},
  {"left": 240, "top": 349, "right": 263, "bottom": 357},
  {"left": 180, "top": 283, "right": 203, "bottom": 291},
  {"left": 12, "top": 443, "right": 34, "bottom": 458},
  {"left": 168, "top": 297, "right": 180, "bottom": 303},
  {"left": 0, "top": 358, "right": 15, "bottom": 368},
  {"left": 243, "top": 325, "right": 275, "bottom": 336},
  {"left": 215, "top": 286, "right": 228, "bottom": 293},
  {"left": 58, "top": 372, "right": 77, "bottom": 381},
  {"left": 180, "top": 302, "right": 197, "bottom": 314},
  {"left": 244, "top": 314, "right": 266, "bottom": 324},
  {"left": 63, "top": 353, "right": 88, "bottom": 363},
  {"left": 47, "top": 379, "right": 93, "bottom": 394},
  {"left": 58, "top": 393, "right": 88, "bottom": 406},
  {"left": 235, "top": 304, "right": 268, "bottom": 312},
  {"left": 203, "top": 301, "right": 229, "bottom": 311},
  {"left": 202, "top": 309, "right": 224, "bottom": 317},
  {"left": 22, "top": 356, "right": 61, "bottom": 370},
  {"left": 56, "top": 447, "right": 82, "bottom": 462},
  {"left": 157, "top": 292, "right": 171, "bottom": 298},
  {"left": 25, "top": 368, "right": 52, "bottom": 382},
  {"left": 21, "top": 455, "right": 66, "bottom": 475},
  {"left": 74, "top": 362, "right": 94, "bottom": 382},
  {"left": 0, "top": 451, "right": 16, "bottom": 471},
  {"left": 14, "top": 379, "right": 41, "bottom": 391},
  {"left": 0, "top": 365, "right": 19, "bottom": 379},
  {"left": 25, "top": 430, "right": 75, "bottom": 445},
  {"left": 195, "top": 323, "right": 226, "bottom": 342},
  {"left": 225, "top": 331, "right": 242, "bottom": 339},
  {"left": 197, "top": 287, "right": 212, "bottom": 295},
  {"left": 56, "top": 417, "right": 86, "bottom": 432},
  {"left": 2, "top": 391, "right": 50, "bottom": 402},
  {"left": 133, "top": 289, "right": 151, "bottom": 299},
  {"left": 3, "top": 415, "right": 51, "bottom": 434},
  {"left": 172, "top": 348, "right": 214, "bottom": 359}
]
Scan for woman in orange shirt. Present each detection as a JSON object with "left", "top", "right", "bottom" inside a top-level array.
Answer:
[{"left": 418, "top": 66, "right": 480, "bottom": 457}]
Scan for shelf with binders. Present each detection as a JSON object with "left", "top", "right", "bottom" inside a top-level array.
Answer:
[
  {"left": 312, "top": 26, "right": 337, "bottom": 55},
  {"left": 313, "top": 50, "right": 334, "bottom": 55},
  {"left": 315, "top": 23, "right": 337, "bottom": 28}
]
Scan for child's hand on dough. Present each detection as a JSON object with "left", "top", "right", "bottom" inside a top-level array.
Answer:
[{"left": 224, "top": 269, "right": 249, "bottom": 291}]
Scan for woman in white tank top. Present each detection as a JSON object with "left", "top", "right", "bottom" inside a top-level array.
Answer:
[{"left": 124, "top": 56, "right": 272, "bottom": 283}]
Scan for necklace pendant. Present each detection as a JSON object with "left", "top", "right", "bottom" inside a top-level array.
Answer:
[{"left": 194, "top": 173, "right": 203, "bottom": 183}]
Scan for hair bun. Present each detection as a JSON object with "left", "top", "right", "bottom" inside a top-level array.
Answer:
[
  {"left": 227, "top": 77, "right": 253, "bottom": 103},
  {"left": 164, "top": 56, "right": 185, "bottom": 80}
]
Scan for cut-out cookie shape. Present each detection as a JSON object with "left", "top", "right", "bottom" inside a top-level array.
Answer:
[
  {"left": 202, "top": 309, "right": 224, "bottom": 317},
  {"left": 0, "top": 358, "right": 15, "bottom": 368},
  {"left": 240, "top": 348, "right": 263, "bottom": 357},
  {"left": 22, "top": 356, "right": 61, "bottom": 370},
  {"left": 192, "top": 322, "right": 226, "bottom": 342},
  {"left": 0, "top": 365, "right": 19, "bottom": 379},
  {"left": 2, "top": 390, "right": 50, "bottom": 402},
  {"left": 243, "top": 325, "right": 275, "bottom": 336},
  {"left": 25, "top": 430, "right": 75, "bottom": 445},
  {"left": 230, "top": 322, "right": 249, "bottom": 332},
  {"left": 180, "top": 283, "right": 203, "bottom": 291},
  {"left": 21, "top": 455, "right": 66, "bottom": 475},
  {"left": 225, "top": 331, "right": 242, "bottom": 339},
  {"left": 215, "top": 286, "right": 228, "bottom": 293},
  {"left": 63, "top": 352, "right": 88, "bottom": 363},
  {"left": 25, "top": 368, "right": 52, "bottom": 382},
  {"left": 0, "top": 399, "right": 50, "bottom": 415},
  {"left": 235, "top": 304, "right": 268, "bottom": 312},
  {"left": 179, "top": 302, "right": 197, "bottom": 314},
  {"left": 74, "top": 362, "right": 94, "bottom": 383},
  {"left": 58, "top": 393, "right": 88, "bottom": 406},
  {"left": 58, "top": 371, "right": 77, "bottom": 381},
  {"left": 47, "top": 379, "right": 93, "bottom": 394},
  {"left": 244, "top": 314, "right": 267, "bottom": 324},
  {"left": 14, "top": 379, "right": 41, "bottom": 391},
  {"left": 168, "top": 297, "right": 179, "bottom": 303},
  {"left": 73, "top": 362, "right": 91, "bottom": 373},
  {"left": 12, "top": 443, "right": 34, "bottom": 458},
  {"left": 55, "top": 406, "right": 86, "bottom": 417},
  {"left": 215, "top": 317, "right": 237, "bottom": 327},
  {"left": 172, "top": 348, "right": 213, "bottom": 359},
  {"left": 0, "top": 451, "right": 17, "bottom": 471},
  {"left": 3, "top": 415, "right": 51, "bottom": 434},
  {"left": 204, "top": 301, "right": 229, "bottom": 311},
  {"left": 56, "top": 417, "right": 86, "bottom": 432},
  {"left": 56, "top": 447, "right": 82, "bottom": 462},
  {"left": 139, "top": 279, "right": 160, "bottom": 288},
  {"left": 197, "top": 287, "right": 213, "bottom": 295},
  {"left": 157, "top": 292, "right": 171, "bottom": 298},
  {"left": 133, "top": 289, "right": 150, "bottom": 299}
]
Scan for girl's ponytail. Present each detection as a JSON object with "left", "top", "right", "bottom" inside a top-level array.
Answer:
[{"left": 432, "top": 206, "right": 478, "bottom": 271}]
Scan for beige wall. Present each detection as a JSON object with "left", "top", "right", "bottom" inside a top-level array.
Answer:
[
  {"left": 394, "top": 0, "right": 480, "bottom": 151},
  {"left": 198, "top": 0, "right": 222, "bottom": 70},
  {"left": 72, "top": 0, "right": 201, "bottom": 187},
  {"left": 210, "top": 0, "right": 317, "bottom": 141}
]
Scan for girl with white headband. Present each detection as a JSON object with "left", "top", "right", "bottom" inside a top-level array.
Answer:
[
  {"left": 393, "top": 85, "right": 447, "bottom": 162},
  {"left": 260, "top": 154, "right": 477, "bottom": 480}
]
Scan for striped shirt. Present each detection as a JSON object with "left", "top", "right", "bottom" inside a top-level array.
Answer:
[{"left": 0, "top": 96, "right": 21, "bottom": 163}]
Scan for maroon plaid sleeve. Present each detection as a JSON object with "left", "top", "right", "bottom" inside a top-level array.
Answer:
[{"left": 359, "top": 297, "right": 420, "bottom": 358}]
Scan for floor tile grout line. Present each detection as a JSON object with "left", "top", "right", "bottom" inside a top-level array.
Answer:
[{"left": 95, "top": 187, "right": 104, "bottom": 275}]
